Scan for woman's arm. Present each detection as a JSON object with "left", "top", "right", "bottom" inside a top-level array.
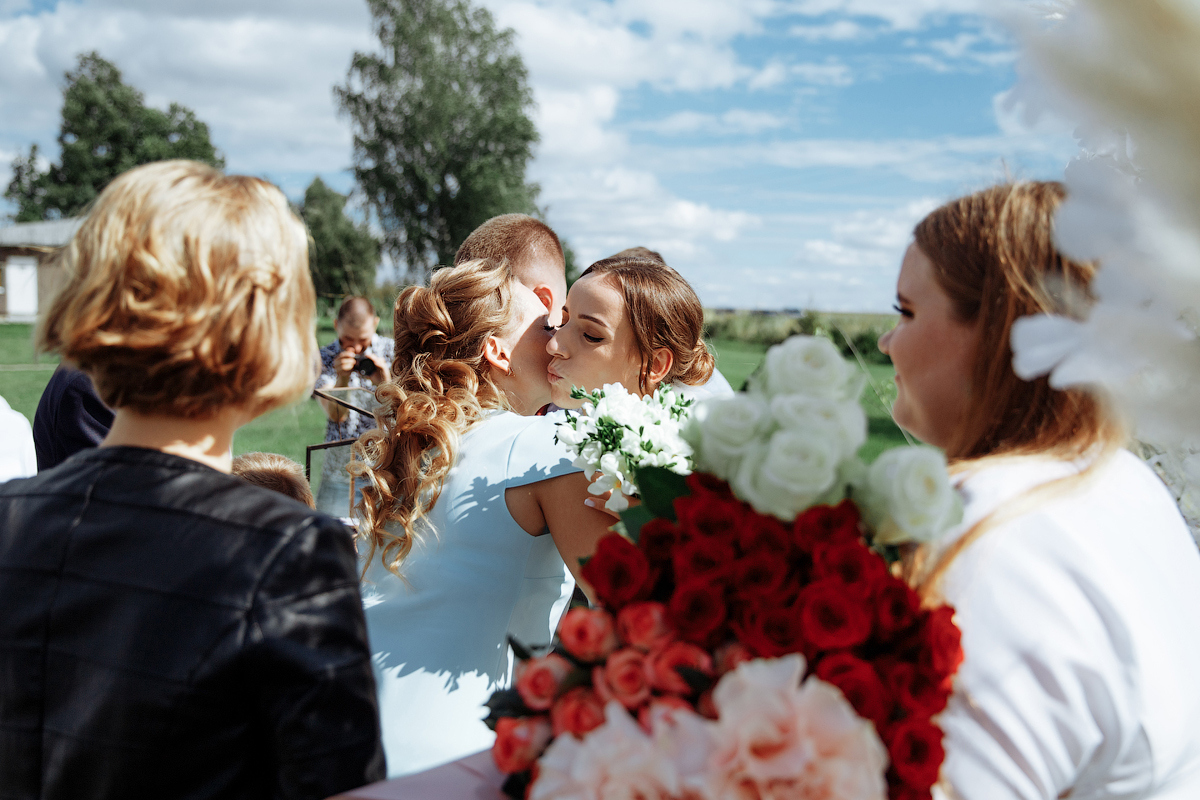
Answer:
[{"left": 505, "top": 471, "right": 616, "bottom": 601}]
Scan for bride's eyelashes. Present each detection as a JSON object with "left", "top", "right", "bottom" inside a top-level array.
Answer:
[
  {"left": 893, "top": 302, "right": 914, "bottom": 319},
  {"left": 582, "top": 332, "right": 603, "bottom": 344}
]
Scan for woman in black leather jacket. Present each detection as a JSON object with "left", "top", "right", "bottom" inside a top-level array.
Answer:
[{"left": 0, "top": 160, "right": 385, "bottom": 798}]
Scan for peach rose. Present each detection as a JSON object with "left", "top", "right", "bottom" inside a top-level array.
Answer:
[
  {"left": 616, "top": 601, "right": 675, "bottom": 651},
  {"left": 492, "top": 715, "right": 553, "bottom": 774},
  {"left": 551, "top": 686, "right": 607, "bottom": 738},
  {"left": 637, "top": 695, "right": 695, "bottom": 734},
  {"left": 592, "top": 648, "right": 651, "bottom": 710},
  {"left": 646, "top": 640, "right": 714, "bottom": 695},
  {"left": 558, "top": 607, "right": 619, "bottom": 663},
  {"left": 516, "top": 653, "right": 575, "bottom": 711}
]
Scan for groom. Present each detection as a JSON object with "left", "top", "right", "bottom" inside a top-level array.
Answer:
[{"left": 454, "top": 214, "right": 568, "bottom": 326}]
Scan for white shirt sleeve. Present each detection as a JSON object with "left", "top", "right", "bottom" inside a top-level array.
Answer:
[{"left": 0, "top": 397, "right": 37, "bottom": 481}]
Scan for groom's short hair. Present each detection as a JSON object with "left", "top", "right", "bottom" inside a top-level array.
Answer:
[{"left": 454, "top": 214, "right": 564, "bottom": 283}]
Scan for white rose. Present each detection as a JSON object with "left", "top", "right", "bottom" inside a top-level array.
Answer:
[
  {"left": 769, "top": 394, "right": 867, "bottom": 460},
  {"left": 732, "top": 428, "right": 842, "bottom": 521},
  {"left": 688, "top": 395, "right": 772, "bottom": 481},
  {"left": 865, "top": 446, "right": 962, "bottom": 544},
  {"left": 761, "top": 335, "right": 857, "bottom": 400}
]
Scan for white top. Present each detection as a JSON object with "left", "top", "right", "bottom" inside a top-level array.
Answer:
[
  {"left": 362, "top": 411, "right": 579, "bottom": 777},
  {"left": 935, "top": 450, "right": 1200, "bottom": 800},
  {"left": 0, "top": 396, "right": 36, "bottom": 482}
]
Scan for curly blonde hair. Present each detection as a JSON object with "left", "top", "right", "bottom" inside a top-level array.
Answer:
[
  {"left": 38, "top": 160, "right": 315, "bottom": 418},
  {"left": 351, "top": 258, "right": 516, "bottom": 575}
]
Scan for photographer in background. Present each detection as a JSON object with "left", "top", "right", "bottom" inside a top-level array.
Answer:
[{"left": 314, "top": 296, "right": 393, "bottom": 517}]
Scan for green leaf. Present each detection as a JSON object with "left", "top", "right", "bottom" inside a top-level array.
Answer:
[
  {"left": 618, "top": 503, "right": 656, "bottom": 544},
  {"left": 634, "top": 465, "right": 691, "bottom": 521}
]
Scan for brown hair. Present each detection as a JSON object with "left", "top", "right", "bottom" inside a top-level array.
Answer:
[
  {"left": 610, "top": 246, "right": 664, "bottom": 263},
  {"left": 231, "top": 452, "right": 315, "bottom": 508},
  {"left": 336, "top": 295, "right": 377, "bottom": 323},
  {"left": 38, "top": 160, "right": 315, "bottom": 419},
  {"left": 454, "top": 214, "right": 563, "bottom": 278},
  {"left": 907, "top": 181, "right": 1125, "bottom": 598},
  {"left": 579, "top": 256, "right": 715, "bottom": 392},
  {"left": 350, "top": 258, "right": 516, "bottom": 574}
]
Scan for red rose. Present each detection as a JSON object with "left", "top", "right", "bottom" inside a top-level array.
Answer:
[
  {"left": 636, "top": 695, "right": 695, "bottom": 734},
  {"left": 582, "top": 534, "right": 652, "bottom": 610},
  {"left": 714, "top": 641, "right": 754, "bottom": 675},
  {"left": 515, "top": 653, "right": 574, "bottom": 711},
  {"left": 882, "top": 660, "right": 951, "bottom": 716},
  {"left": 813, "top": 651, "right": 890, "bottom": 729},
  {"left": 550, "top": 686, "right": 606, "bottom": 738},
  {"left": 685, "top": 472, "right": 731, "bottom": 496},
  {"left": 491, "top": 715, "right": 552, "bottom": 774},
  {"left": 616, "top": 601, "right": 675, "bottom": 651},
  {"left": 875, "top": 581, "right": 922, "bottom": 642},
  {"left": 637, "top": 518, "right": 678, "bottom": 565},
  {"left": 812, "top": 540, "right": 887, "bottom": 594},
  {"left": 792, "top": 500, "right": 861, "bottom": 553},
  {"left": 731, "top": 601, "right": 805, "bottom": 657},
  {"left": 592, "top": 648, "right": 651, "bottom": 710},
  {"left": 667, "top": 578, "right": 727, "bottom": 646},
  {"left": 557, "top": 607, "right": 618, "bottom": 663},
  {"left": 731, "top": 550, "right": 790, "bottom": 599},
  {"left": 920, "top": 605, "right": 964, "bottom": 682},
  {"left": 672, "top": 536, "right": 736, "bottom": 584},
  {"left": 886, "top": 718, "right": 945, "bottom": 791},
  {"left": 737, "top": 512, "right": 792, "bottom": 555},
  {"left": 798, "top": 577, "right": 872, "bottom": 650},
  {"left": 674, "top": 492, "right": 744, "bottom": 541},
  {"left": 645, "top": 640, "right": 713, "bottom": 694}
]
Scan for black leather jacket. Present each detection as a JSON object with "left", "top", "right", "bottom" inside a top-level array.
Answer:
[{"left": 0, "top": 447, "right": 385, "bottom": 799}]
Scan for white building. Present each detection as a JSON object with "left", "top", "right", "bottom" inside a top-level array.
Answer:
[{"left": 0, "top": 219, "right": 81, "bottom": 321}]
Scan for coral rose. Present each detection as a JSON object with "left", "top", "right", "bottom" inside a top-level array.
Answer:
[
  {"left": 593, "top": 648, "right": 652, "bottom": 710},
  {"left": 551, "top": 687, "right": 606, "bottom": 738},
  {"left": 616, "top": 601, "right": 674, "bottom": 651},
  {"left": 516, "top": 653, "right": 574, "bottom": 711},
  {"left": 646, "top": 640, "right": 713, "bottom": 694},
  {"left": 581, "top": 534, "right": 652, "bottom": 610},
  {"left": 558, "top": 608, "right": 618, "bottom": 663},
  {"left": 492, "top": 715, "right": 553, "bottom": 774}
]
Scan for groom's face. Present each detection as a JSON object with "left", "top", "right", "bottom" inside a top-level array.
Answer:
[{"left": 546, "top": 274, "right": 643, "bottom": 408}]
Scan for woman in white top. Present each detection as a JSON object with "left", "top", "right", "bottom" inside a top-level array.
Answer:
[
  {"left": 547, "top": 254, "right": 733, "bottom": 407},
  {"left": 879, "top": 181, "right": 1200, "bottom": 799},
  {"left": 352, "top": 258, "right": 615, "bottom": 776}
]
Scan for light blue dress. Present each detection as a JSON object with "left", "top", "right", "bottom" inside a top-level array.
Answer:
[{"left": 361, "top": 411, "right": 579, "bottom": 777}]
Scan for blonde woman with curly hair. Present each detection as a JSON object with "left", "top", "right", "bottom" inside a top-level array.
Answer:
[
  {"left": 880, "top": 181, "right": 1200, "bottom": 799},
  {"left": 352, "top": 257, "right": 614, "bottom": 777},
  {"left": 0, "top": 161, "right": 383, "bottom": 798}
]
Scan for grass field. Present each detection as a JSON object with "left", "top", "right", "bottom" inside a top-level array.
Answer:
[{"left": 1, "top": 322, "right": 910, "bottom": 467}]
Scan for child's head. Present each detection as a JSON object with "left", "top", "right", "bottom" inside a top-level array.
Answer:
[{"left": 231, "top": 452, "right": 315, "bottom": 508}]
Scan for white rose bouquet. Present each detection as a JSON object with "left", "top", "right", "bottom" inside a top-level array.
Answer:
[
  {"left": 554, "top": 383, "right": 695, "bottom": 513},
  {"left": 686, "top": 334, "right": 961, "bottom": 546}
]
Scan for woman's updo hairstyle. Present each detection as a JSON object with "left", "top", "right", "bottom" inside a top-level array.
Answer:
[
  {"left": 579, "top": 256, "right": 715, "bottom": 393},
  {"left": 352, "top": 258, "right": 517, "bottom": 575}
]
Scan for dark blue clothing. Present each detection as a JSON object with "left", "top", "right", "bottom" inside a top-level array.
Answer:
[{"left": 33, "top": 366, "right": 115, "bottom": 471}]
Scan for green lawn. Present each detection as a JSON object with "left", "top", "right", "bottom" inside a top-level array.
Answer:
[{"left": 1, "top": 323, "right": 911, "bottom": 467}]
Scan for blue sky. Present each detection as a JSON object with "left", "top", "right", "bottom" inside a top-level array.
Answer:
[{"left": 0, "top": 0, "right": 1077, "bottom": 310}]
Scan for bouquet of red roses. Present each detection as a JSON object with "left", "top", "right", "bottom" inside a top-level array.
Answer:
[{"left": 486, "top": 470, "right": 963, "bottom": 800}]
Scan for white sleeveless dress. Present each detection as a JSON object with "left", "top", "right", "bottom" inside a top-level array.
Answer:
[{"left": 361, "top": 411, "right": 579, "bottom": 777}]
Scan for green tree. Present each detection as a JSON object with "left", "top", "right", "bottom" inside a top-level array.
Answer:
[
  {"left": 301, "top": 177, "right": 381, "bottom": 305},
  {"left": 5, "top": 52, "right": 224, "bottom": 221},
  {"left": 336, "top": 0, "right": 540, "bottom": 283}
]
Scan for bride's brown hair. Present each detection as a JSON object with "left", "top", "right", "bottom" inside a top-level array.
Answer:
[
  {"left": 905, "top": 181, "right": 1125, "bottom": 598},
  {"left": 351, "top": 258, "right": 515, "bottom": 575}
]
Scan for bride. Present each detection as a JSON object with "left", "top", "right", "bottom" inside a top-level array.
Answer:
[
  {"left": 880, "top": 181, "right": 1200, "bottom": 798},
  {"left": 352, "top": 258, "right": 614, "bottom": 777}
]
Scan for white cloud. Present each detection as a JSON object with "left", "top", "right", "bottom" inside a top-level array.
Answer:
[
  {"left": 634, "top": 109, "right": 788, "bottom": 137},
  {"left": 788, "top": 20, "right": 867, "bottom": 41},
  {"left": 782, "top": 0, "right": 982, "bottom": 30},
  {"left": 791, "top": 61, "right": 853, "bottom": 86}
]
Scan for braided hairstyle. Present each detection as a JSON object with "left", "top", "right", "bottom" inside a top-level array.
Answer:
[{"left": 351, "top": 258, "right": 515, "bottom": 575}]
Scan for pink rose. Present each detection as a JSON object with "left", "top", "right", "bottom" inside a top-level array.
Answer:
[
  {"left": 646, "top": 640, "right": 713, "bottom": 695},
  {"left": 516, "top": 653, "right": 574, "bottom": 711},
  {"left": 558, "top": 607, "right": 618, "bottom": 663},
  {"left": 616, "top": 602, "right": 675, "bottom": 651},
  {"left": 551, "top": 686, "right": 606, "bottom": 738},
  {"left": 491, "top": 715, "right": 553, "bottom": 774},
  {"left": 592, "top": 648, "right": 651, "bottom": 710}
]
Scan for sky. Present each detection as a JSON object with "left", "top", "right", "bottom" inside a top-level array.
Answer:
[{"left": 0, "top": 0, "right": 1078, "bottom": 311}]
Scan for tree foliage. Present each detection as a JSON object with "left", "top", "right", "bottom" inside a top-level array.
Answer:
[
  {"left": 336, "top": 0, "right": 540, "bottom": 283},
  {"left": 301, "top": 177, "right": 381, "bottom": 306},
  {"left": 5, "top": 52, "right": 224, "bottom": 221}
]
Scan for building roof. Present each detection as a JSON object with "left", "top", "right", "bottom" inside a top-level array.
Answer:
[{"left": 0, "top": 218, "right": 82, "bottom": 248}]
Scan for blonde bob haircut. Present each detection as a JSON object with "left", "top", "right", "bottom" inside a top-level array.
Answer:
[
  {"left": 38, "top": 160, "right": 316, "bottom": 419},
  {"left": 351, "top": 257, "right": 516, "bottom": 575}
]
